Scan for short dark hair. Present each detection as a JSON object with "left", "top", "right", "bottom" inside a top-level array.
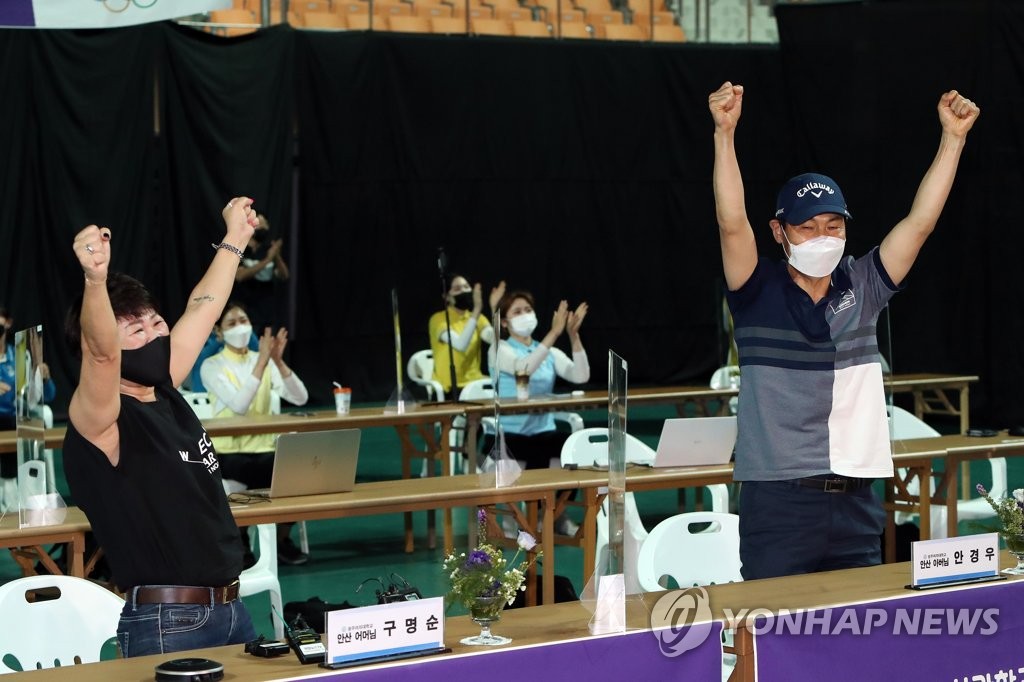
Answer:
[
  {"left": 446, "top": 273, "right": 468, "bottom": 291},
  {"left": 64, "top": 272, "right": 161, "bottom": 356},
  {"left": 218, "top": 301, "right": 249, "bottom": 327}
]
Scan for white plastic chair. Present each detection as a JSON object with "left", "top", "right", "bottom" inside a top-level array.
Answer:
[
  {"left": 407, "top": 349, "right": 445, "bottom": 401},
  {"left": 562, "top": 428, "right": 731, "bottom": 593},
  {"left": 457, "top": 378, "right": 584, "bottom": 473},
  {"left": 179, "top": 391, "right": 214, "bottom": 419},
  {"left": 889, "top": 405, "right": 1007, "bottom": 538},
  {"left": 560, "top": 429, "right": 655, "bottom": 594},
  {"left": 238, "top": 524, "right": 285, "bottom": 640},
  {"left": 636, "top": 510, "right": 743, "bottom": 680},
  {"left": 0, "top": 575, "right": 124, "bottom": 673},
  {"left": 563, "top": 428, "right": 729, "bottom": 512},
  {"left": 709, "top": 365, "right": 740, "bottom": 415},
  {"left": 636, "top": 511, "right": 743, "bottom": 591}
]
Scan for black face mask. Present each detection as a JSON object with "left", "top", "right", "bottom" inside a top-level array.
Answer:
[
  {"left": 120, "top": 335, "right": 172, "bottom": 387},
  {"left": 452, "top": 291, "right": 474, "bottom": 311}
]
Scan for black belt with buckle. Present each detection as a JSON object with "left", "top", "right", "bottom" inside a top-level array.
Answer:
[{"left": 796, "top": 476, "right": 874, "bottom": 493}]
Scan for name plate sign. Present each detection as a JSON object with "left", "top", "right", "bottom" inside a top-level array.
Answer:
[
  {"left": 325, "top": 596, "right": 445, "bottom": 665},
  {"left": 910, "top": 533, "right": 1000, "bottom": 588}
]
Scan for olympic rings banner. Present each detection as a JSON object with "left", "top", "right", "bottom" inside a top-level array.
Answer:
[{"left": 0, "top": 0, "right": 230, "bottom": 28}]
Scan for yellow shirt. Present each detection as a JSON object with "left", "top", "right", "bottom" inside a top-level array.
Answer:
[
  {"left": 428, "top": 307, "right": 490, "bottom": 393},
  {"left": 202, "top": 349, "right": 276, "bottom": 454}
]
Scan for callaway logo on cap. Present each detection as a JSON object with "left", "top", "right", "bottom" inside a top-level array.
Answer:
[{"left": 775, "top": 172, "right": 853, "bottom": 225}]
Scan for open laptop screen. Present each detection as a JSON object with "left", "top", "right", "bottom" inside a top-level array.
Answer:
[{"left": 653, "top": 417, "right": 736, "bottom": 467}]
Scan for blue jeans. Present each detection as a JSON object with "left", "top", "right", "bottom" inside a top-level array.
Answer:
[
  {"left": 117, "top": 587, "right": 256, "bottom": 658},
  {"left": 738, "top": 480, "right": 885, "bottom": 580}
]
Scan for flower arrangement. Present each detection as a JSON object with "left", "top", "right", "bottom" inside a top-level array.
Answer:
[
  {"left": 976, "top": 484, "right": 1024, "bottom": 539},
  {"left": 442, "top": 509, "right": 541, "bottom": 615}
]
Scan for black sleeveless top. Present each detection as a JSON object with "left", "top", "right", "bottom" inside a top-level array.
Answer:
[{"left": 63, "top": 383, "right": 243, "bottom": 590}]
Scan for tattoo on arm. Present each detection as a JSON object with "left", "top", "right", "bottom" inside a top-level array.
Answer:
[{"left": 191, "top": 295, "right": 216, "bottom": 305}]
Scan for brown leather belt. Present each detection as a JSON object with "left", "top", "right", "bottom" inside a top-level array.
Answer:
[{"left": 133, "top": 580, "right": 240, "bottom": 605}]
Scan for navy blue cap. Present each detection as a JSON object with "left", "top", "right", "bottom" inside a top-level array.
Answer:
[{"left": 774, "top": 173, "right": 852, "bottom": 225}]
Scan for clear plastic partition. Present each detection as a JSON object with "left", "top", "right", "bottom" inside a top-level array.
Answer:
[
  {"left": 580, "top": 350, "right": 646, "bottom": 634},
  {"left": 385, "top": 288, "right": 415, "bottom": 414},
  {"left": 15, "top": 326, "right": 65, "bottom": 528},
  {"left": 606, "top": 351, "right": 627, "bottom": 580},
  {"left": 479, "top": 308, "right": 522, "bottom": 489}
]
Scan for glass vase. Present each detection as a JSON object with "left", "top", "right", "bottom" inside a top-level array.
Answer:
[
  {"left": 460, "top": 596, "right": 511, "bottom": 646},
  {"left": 1002, "top": 534, "right": 1024, "bottom": 575}
]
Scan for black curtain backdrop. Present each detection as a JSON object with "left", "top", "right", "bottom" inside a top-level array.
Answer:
[
  {"left": 293, "top": 33, "right": 791, "bottom": 402},
  {"left": 0, "top": 1, "right": 1022, "bottom": 425},
  {"left": 157, "top": 23, "right": 295, "bottom": 322},
  {"left": 1, "top": 26, "right": 159, "bottom": 410}
]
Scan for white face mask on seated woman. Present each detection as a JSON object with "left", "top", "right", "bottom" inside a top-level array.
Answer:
[
  {"left": 223, "top": 324, "right": 252, "bottom": 349},
  {"left": 509, "top": 312, "right": 538, "bottom": 337}
]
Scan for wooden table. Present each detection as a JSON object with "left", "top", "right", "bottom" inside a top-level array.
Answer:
[
  {"left": 2, "top": 405, "right": 495, "bottom": 564},
  {"left": 0, "top": 507, "right": 90, "bottom": 579},
  {"left": 1, "top": 469, "right": 565, "bottom": 605},
  {"left": 13, "top": 556, "right": 1020, "bottom": 681},
  {"left": 0, "top": 427, "right": 66, "bottom": 453},
  {"left": 885, "top": 432, "right": 1024, "bottom": 554},
  {"left": 460, "top": 373, "right": 978, "bottom": 464},
  {"left": 202, "top": 404, "right": 466, "bottom": 552},
  {"left": 884, "top": 372, "right": 978, "bottom": 435},
  {"left": 1, "top": 406, "right": 466, "bottom": 552},
  {"left": 229, "top": 468, "right": 561, "bottom": 606}
]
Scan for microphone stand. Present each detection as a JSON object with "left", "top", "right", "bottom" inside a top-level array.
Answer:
[{"left": 437, "top": 248, "right": 459, "bottom": 399}]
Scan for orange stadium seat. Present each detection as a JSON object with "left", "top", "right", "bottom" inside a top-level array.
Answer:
[
  {"left": 557, "top": 21, "right": 592, "bottom": 38},
  {"left": 415, "top": 3, "right": 455, "bottom": 18},
  {"left": 388, "top": 15, "right": 433, "bottom": 31},
  {"left": 510, "top": 19, "right": 552, "bottom": 36},
  {"left": 451, "top": 5, "right": 495, "bottom": 19},
  {"left": 472, "top": 17, "right": 512, "bottom": 34},
  {"left": 431, "top": 16, "right": 469, "bottom": 33},
  {"left": 346, "top": 12, "right": 378, "bottom": 28},
  {"left": 649, "top": 23, "right": 685, "bottom": 41},
  {"left": 602, "top": 22, "right": 643, "bottom": 40},
  {"left": 303, "top": 11, "right": 347, "bottom": 28}
]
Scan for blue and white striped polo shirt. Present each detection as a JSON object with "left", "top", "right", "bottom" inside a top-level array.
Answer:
[{"left": 726, "top": 247, "right": 898, "bottom": 481}]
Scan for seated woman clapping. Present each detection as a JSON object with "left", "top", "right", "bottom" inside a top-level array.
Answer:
[{"left": 200, "top": 302, "right": 310, "bottom": 565}]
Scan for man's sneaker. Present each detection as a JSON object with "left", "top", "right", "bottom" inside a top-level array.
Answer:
[{"left": 277, "top": 538, "right": 309, "bottom": 566}]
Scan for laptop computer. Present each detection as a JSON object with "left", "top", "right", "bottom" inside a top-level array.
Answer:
[
  {"left": 246, "top": 428, "right": 361, "bottom": 498},
  {"left": 652, "top": 416, "right": 737, "bottom": 467}
]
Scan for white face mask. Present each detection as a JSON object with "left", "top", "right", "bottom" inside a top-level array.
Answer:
[
  {"left": 222, "top": 324, "right": 252, "bottom": 349},
  {"left": 508, "top": 312, "right": 538, "bottom": 337},
  {"left": 782, "top": 232, "right": 846, "bottom": 278}
]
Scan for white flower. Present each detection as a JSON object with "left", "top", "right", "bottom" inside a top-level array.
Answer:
[
  {"left": 1014, "top": 489, "right": 1024, "bottom": 505},
  {"left": 517, "top": 531, "right": 537, "bottom": 551}
]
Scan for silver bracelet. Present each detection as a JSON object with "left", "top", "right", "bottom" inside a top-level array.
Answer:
[{"left": 211, "top": 242, "right": 244, "bottom": 260}]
